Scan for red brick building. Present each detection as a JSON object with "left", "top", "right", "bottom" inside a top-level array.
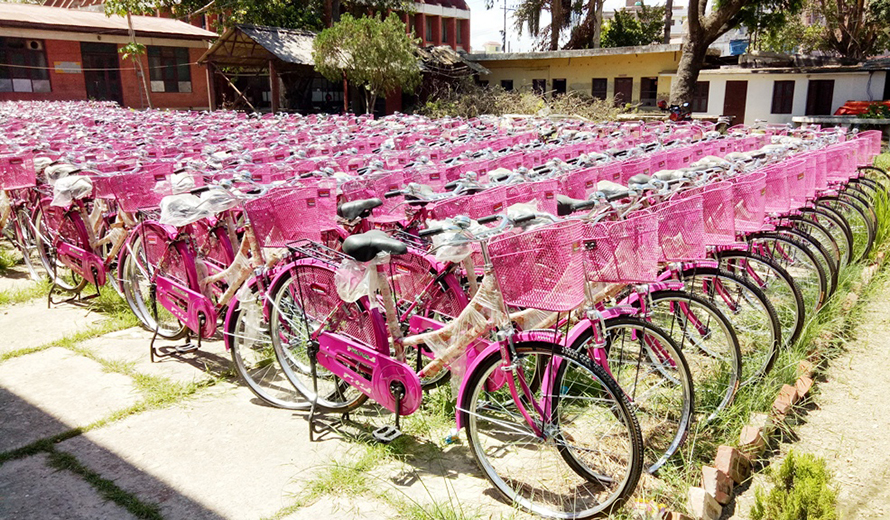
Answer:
[
  {"left": 0, "top": 3, "right": 216, "bottom": 109},
  {"left": 402, "top": 0, "right": 471, "bottom": 52}
]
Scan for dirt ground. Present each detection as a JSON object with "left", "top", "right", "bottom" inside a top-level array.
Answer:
[{"left": 727, "top": 275, "right": 890, "bottom": 519}]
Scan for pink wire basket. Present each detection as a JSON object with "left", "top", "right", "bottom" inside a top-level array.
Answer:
[
  {"left": 244, "top": 186, "right": 325, "bottom": 246},
  {"left": 676, "top": 181, "right": 736, "bottom": 246},
  {"left": 488, "top": 220, "right": 586, "bottom": 312},
  {"left": 582, "top": 214, "right": 659, "bottom": 283},
  {"left": 110, "top": 167, "right": 172, "bottom": 213},
  {"left": 649, "top": 193, "right": 706, "bottom": 262},
  {"left": 0, "top": 154, "right": 35, "bottom": 190},
  {"left": 731, "top": 171, "right": 767, "bottom": 233},
  {"left": 762, "top": 165, "right": 791, "bottom": 214}
]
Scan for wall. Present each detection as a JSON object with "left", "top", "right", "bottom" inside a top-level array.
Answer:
[
  {"left": 694, "top": 70, "right": 888, "bottom": 125},
  {"left": 0, "top": 29, "right": 210, "bottom": 110},
  {"left": 0, "top": 39, "right": 87, "bottom": 102},
  {"left": 475, "top": 49, "right": 681, "bottom": 105},
  {"left": 120, "top": 46, "right": 210, "bottom": 110}
]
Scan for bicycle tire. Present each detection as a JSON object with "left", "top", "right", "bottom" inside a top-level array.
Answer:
[
  {"left": 816, "top": 197, "right": 875, "bottom": 261},
  {"left": 569, "top": 317, "right": 694, "bottom": 474},
  {"left": 460, "top": 341, "right": 644, "bottom": 519},
  {"left": 715, "top": 250, "right": 805, "bottom": 348},
  {"left": 677, "top": 265, "right": 781, "bottom": 385},
  {"left": 747, "top": 232, "right": 828, "bottom": 316},
  {"left": 644, "top": 290, "right": 742, "bottom": 422}
]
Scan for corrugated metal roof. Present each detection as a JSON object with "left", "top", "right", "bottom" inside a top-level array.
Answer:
[
  {"left": 239, "top": 25, "right": 315, "bottom": 65},
  {"left": 0, "top": 3, "right": 217, "bottom": 40}
]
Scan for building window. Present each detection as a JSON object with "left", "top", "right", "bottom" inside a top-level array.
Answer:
[
  {"left": 553, "top": 78, "right": 566, "bottom": 96},
  {"left": 147, "top": 47, "right": 191, "bottom": 93},
  {"left": 456, "top": 20, "right": 463, "bottom": 44},
  {"left": 0, "top": 37, "right": 50, "bottom": 93},
  {"left": 806, "top": 79, "right": 835, "bottom": 115},
  {"left": 591, "top": 78, "right": 607, "bottom": 100},
  {"left": 771, "top": 80, "right": 795, "bottom": 114},
  {"left": 477, "top": 80, "right": 489, "bottom": 87},
  {"left": 425, "top": 17, "right": 433, "bottom": 41},
  {"left": 532, "top": 78, "right": 546, "bottom": 95},
  {"left": 692, "top": 81, "right": 709, "bottom": 112},
  {"left": 409, "top": 17, "right": 416, "bottom": 35},
  {"left": 442, "top": 19, "right": 448, "bottom": 42},
  {"left": 501, "top": 79, "right": 513, "bottom": 91},
  {"left": 640, "top": 77, "right": 658, "bottom": 107}
]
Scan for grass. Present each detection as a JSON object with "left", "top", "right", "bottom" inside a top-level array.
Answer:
[
  {"left": 0, "top": 248, "right": 17, "bottom": 271},
  {"left": 644, "top": 152, "right": 890, "bottom": 512},
  {"left": 0, "top": 277, "right": 51, "bottom": 307}
]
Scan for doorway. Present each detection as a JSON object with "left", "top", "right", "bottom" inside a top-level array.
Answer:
[
  {"left": 614, "top": 77, "right": 633, "bottom": 106},
  {"left": 80, "top": 42, "right": 124, "bottom": 105},
  {"left": 723, "top": 81, "right": 748, "bottom": 125},
  {"left": 806, "top": 79, "right": 835, "bottom": 115}
]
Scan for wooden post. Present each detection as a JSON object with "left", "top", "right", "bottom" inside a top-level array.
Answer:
[
  {"left": 269, "top": 60, "right": 280, "bottom": 113},
  {"left": 206, "top": 62, "right": 217, "bottom": 111}
]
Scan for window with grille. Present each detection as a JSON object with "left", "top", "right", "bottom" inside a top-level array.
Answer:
[
  {"left": 147, "top": 47, "right": 191, "bottom": 93},
  {"left": 532, "top": 78, "right": 546, "bottom": 95},
  {"left": 553, "top": 78, "right": 566, "bottom": 95},
  {"left": 771, "top": 80, "right": 794, "bottom": 114},
  {"left": 0, "top": 37, "right": 50, "bottom": 93},
  {"left": 591, "top": 78, "right": 607, "bottom": 100},
  {"left": 442, "top": 19, "right": 448, "bottom": 42},
  {"left": 425, "top": 18, "right": 433, "bottom": 41},
  {"left": 501, "top": 79, "right": 513, "bottom": 91},
  {"left": 692, "top": 81, "right": 709, "bottom": 112},
  {"left": 456, "top": 20, "right": 463, "bottom": 44}
]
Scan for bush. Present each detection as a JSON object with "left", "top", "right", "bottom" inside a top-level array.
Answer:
[
  {"left": 751, "top": 450, "right": 838, "bottom": 520},
  {"left": 417, "top": 81, "right": 620, "bottom": 122}
]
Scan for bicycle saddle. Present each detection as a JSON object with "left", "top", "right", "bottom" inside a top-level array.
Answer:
[
  {"left": 556, "top": 195, "right": 589, "bottom": 216},
  {"left": 628, "top": 174, "right": 652, "bottom": 185},
  {"left": 342, "top": 230, "right": 408, "bottom": 262},
  {"left": 337, "top": 198, "right": 383, "bottom": 220}
]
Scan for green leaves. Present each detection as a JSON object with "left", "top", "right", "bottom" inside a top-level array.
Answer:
[
  {"left": 118, "top": 41, "right": 146, "bottom": 61},
  {"left": 312, "top": 13, "right": 421, "bottom": 112},
  {"left": 600, "top": 3, "right": 665, "bottom": 48},
  {"left": 751, "top": 450, "right": 838, "bottom": 520}
]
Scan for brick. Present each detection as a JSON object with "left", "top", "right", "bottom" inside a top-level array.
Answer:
[
  {"left": 739, "top": 426, "right": 766, "bottom": 457},
  {"left": 749, "top": 412, "right": 774, "bottom": 435},
  {"left": 798, "top": 360, "right": 815, "bottom": 378},
  {"left": 701, "top": 466, "right": 733, "bottom": 505},
  {"left": 772, "top": 396, "right": 792, "bottom": 418},
  {"left": 664, "top": 512, "right": 694, "bottom": 520},
  {"left": 795, "top": 376, "right": 814, "bottom": 398},
  {"left": 688, "top": 487, "right": 722, "bottom": 520},
  {"left": 778, "top": 383, "right": 799, "bottom": 405},
  {"left": 715, "top": 445, "right": 751, "bottom": 484}
]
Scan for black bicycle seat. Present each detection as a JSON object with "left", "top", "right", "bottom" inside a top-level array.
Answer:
[
  {"left": 337, "top": 198, "right": 383, "bottom": 220},
  {"left": 556, "top": 195, "right": 588, "bottom": 216},
  {"left": 342, "top": 230, "right": 408, "bottom": 262}
]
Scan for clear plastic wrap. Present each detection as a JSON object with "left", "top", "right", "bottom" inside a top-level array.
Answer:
[
  {"left": 158, "top": 193, "right": 211, "bottom": 227},
  {"left": 198, "top": 186, "right": 239, "bottom": 214},
  {"left": 334, "top": 258, "right": 370, "bottom": 303},
  {"left": 169, "top": 171, "right": 197, "bottom": 194},
  {"left": 51, "top": 175, "right": 93, "bottom": 207},
  {"left": 0, "top": 191, "right": 10, "bottom": 228},
  {"left": 44, "top": 163, "right": 80, "bottom": 186}
]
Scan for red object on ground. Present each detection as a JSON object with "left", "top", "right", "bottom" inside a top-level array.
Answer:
[{"left": 834, "top": 100, "right": 890, "bottom": 115}]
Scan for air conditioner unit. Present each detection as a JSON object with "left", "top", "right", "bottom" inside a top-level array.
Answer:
[{"left": 26, "top": 40, "right": 43, "bottom": 51}]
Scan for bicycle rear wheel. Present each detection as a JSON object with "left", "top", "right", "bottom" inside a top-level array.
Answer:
[
  {"left": 460, "top": 342, "right": 643, "bottom": 519},
  {"left": 226, "top": 282, "right": 309, "bottom": 410}
]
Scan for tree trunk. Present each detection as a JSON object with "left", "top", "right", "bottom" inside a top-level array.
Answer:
[
  {"left": 126, "top": 13, "right": 152, "bottom": 110},
  {"left": 550, "top": 0, "right": 561, "bottom": 50},
  {"left": 592, "top": 0, "right": 603, "bottom": 48},
  {"left": 670, "top": 40, "right": 708, "bottom": 104},
  {"left": 343, "top": 73, "right": 348, "bottom": 114},
  {"left": 663, "top": 0, "right": 673, "bottom": 44}
]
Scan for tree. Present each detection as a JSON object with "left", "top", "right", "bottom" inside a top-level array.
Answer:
[
  {"left": 103, "top": 0, "right": 158, "bottom": 108},
  {"left": 669, "top": 0, "right": 802, "bottom": 104},
  {"left": 812, "top": 0, "right": 890, "bottom": 61},
  {"left": 600, "top": 4, "right": 666, "bottom": 47},
  {"left": 313, "top": 14, "right": 421, "bottom": 114},
  {"left": 564, "top": 0, "right": 607, "bottom": 49},
  {"left": 513, "top": 0, "right": 573, "bottom": 50}
]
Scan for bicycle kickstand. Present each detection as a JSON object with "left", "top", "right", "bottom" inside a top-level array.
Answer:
[{"left": 373, "top": 382, "right": 404, "bottom": 444}]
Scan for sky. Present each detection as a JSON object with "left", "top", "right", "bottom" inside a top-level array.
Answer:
[{"left": 466, "top": 0, "right": 633, "bottom": 52}]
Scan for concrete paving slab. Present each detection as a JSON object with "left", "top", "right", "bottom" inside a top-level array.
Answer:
[
  {"left": 282, "top": 496, "right": 397, "bottom": 519},
  {"left": 0, "top": 300, "right": 106, "bottom": 354},
  {"left": 0, "top": 347, "right": 139, "bottom": 452},
  {"left": 0, "top": 453, "right": 137, "bottom": 520},
  {"left": 0, "top": 264, "right": 39, "bottom": 294},
  {"left": 57, "top": 385, "right": 352, "bottom": 520},
  {"left": 81, "top": 327, "right": 230, "bottom": 386}
]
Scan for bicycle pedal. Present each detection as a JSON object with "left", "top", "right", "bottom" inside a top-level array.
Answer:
[{"left": 372, "top": 425, "right": 402, "bottom": 444}]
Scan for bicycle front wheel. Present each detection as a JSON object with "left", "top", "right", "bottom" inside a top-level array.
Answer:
[{"left": 460, "top": 342, "right": 643, "bottom": 519}]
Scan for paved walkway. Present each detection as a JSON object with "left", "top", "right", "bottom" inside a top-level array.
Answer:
[{"left": 0, "top": 279, "right": 527, "bottom": 520}]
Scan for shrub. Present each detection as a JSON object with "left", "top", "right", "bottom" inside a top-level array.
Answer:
[
  {"left": 751, "top": 450, "right": 838, "bottom": 520},
  {"left": 417, "top": 80, "right": 620, "bottom": 122}
]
